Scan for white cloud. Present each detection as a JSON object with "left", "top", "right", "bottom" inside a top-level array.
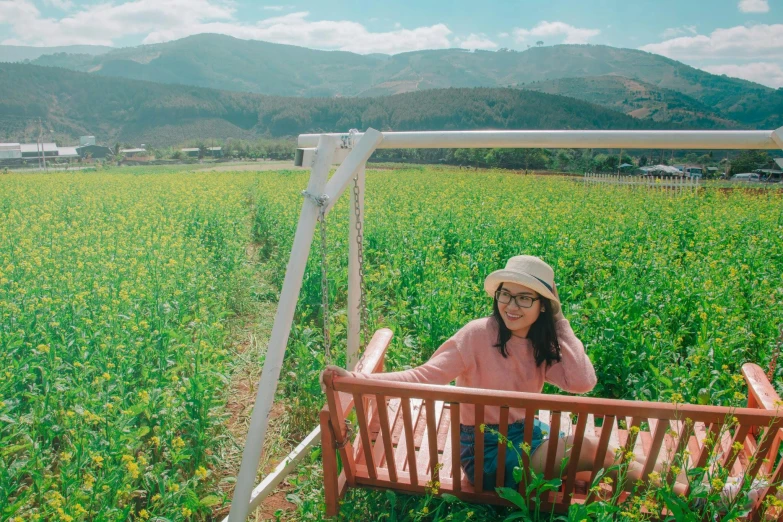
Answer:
[
  {"left": 660, "top": 25, "right": 697, "bottom": 39},
  {"left": 497, "top": 32, "right": 509, "bottom": 38},
  {"left": 641, "top": 24, "right": 783, "bottom": 60},
  {"left": 738, "top": 0, "right": 769, "bottom": 13},
  {"left": 1, "top": 0, "right": 233, "bottom": 46},
  {"left": 513, "top": 21, "right": 600, "bottom": 45},
  {"left": 262, "top": 5, "right": 293, "bottom": 11},
  {"left": 457, "top": 33, "right": 498, "bottom": 50},
  {"left": 43, "top": 0, "right": 75, "bottom": 10},
  {"left": 0, "top": 0, "right": 453, "bottom": 54},
  {"left": 704, "top": 62, "right": 783, "bottom": 87}
]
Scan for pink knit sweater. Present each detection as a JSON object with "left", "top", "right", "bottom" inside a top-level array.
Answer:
[{"left": 350, "top": 317, "right": 596, "bottom": 426}]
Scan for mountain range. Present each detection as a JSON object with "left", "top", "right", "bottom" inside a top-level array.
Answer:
[
  {"left": 1, "top": 62, "right": 664, "bottom": 146},
  {"left": 8, "top": 34, "right": 780, "bottom": 129},
  {"left": 1, "top": 34, "right": 782, "bottom": 146}
]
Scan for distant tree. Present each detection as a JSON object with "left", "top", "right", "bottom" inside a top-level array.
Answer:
[
  {"left": 639, "top": 155, "right": 648, "bottom": 167},
  {"left": 536, "top": 41, "right": 544, "bottom": 47},
  {"left": 730, "top": 150, "right": 772, "bottom": 174}
]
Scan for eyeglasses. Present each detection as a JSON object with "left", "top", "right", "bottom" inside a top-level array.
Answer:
[{"left": 495, "top": 289, "right": 540, "bottom": 308}]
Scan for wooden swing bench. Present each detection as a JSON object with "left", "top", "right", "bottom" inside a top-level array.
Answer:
[{"left": 321, "top": 329, "right": 783, "bottom": 519}]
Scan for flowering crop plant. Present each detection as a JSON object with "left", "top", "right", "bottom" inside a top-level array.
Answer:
[
  {"left": 1, "top": 165, "right": 782, "bottom": 521},
  {"left": 0, "top": 169, "right": 259, "bottom": 521}
]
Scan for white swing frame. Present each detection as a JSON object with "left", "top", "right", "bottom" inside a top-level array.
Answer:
[{"left": 226, "top": 126, "right": 783, "bottom": 521}]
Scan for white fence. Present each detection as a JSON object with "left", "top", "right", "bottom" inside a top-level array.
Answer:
[{"left": 583, "top": 172, "right": 700, "bottom": 194}]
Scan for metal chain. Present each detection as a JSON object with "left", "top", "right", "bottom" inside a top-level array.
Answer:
[
  {"left": 767, "top": 324, "right": 783, "bottom": 381},
  {"left": 302, "top": 189, "right": 332, "bottom": 366},
  {"left": 353, "top": 175, "right": 369, "bottom": 372}
]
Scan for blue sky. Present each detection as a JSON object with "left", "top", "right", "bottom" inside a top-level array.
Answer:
[{"left": 1, "top": 0, "right": 782, "bottom": 86}]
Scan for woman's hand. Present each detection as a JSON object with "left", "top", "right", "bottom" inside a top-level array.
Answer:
[
  {"left": 552, "top": 282, "right": 565, "bottom": 322},
  {"left": 319, "top": 364, "right": 350, "bottom": 393}
]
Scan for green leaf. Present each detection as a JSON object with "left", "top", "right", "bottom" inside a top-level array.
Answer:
[
  {"left": 496, "top": 487, "right": 530, "bottom": 515},
  {"left": 199, "top": 494, "right": 221, "bottom": 508}
]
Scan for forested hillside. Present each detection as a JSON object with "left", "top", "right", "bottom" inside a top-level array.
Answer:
[
  {"left": 15, "top": 34, "right": 779, "bottom": 127},
  {"left": 522, "top": 76, "right": 742, "bottom": 128},
  {"left": 0, "top": 63, "right": 665, "bottom": 146}
]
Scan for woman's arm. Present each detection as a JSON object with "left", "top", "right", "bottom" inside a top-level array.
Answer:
[
  {"left": 321, "top": 338, "right": 468, "bottom": 390},
  {"left": 544, "top": 318, "right": 597, "bottom": 394}
]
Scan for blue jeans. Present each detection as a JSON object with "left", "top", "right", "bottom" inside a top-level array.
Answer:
[{"left": 459, "top": 419, "right": 559, "bottom": 489}]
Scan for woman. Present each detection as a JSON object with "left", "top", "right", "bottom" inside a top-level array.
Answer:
[{"left": 320, "top": 255, "right": 670, "bottom": 492}]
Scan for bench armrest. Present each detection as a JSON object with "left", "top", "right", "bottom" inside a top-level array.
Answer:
[
  {"left": 354, "top": 328, "right": 393, "bottom": 375},
  {"left": 322, "top": 328, "right": 394, "bottom": 429},
  {"left": 742, "top": 363, "right": 782, "bottom": 411}
]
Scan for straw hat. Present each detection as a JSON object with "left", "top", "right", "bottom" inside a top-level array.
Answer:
[{"left": 484, "top": 255, "right": 560, "bottom": 316}]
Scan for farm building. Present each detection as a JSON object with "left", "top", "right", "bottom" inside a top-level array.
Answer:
[
  {"left": 77, "top": 144, "right": 112, "bottom": 159},
  {"left": 0, "top": 143, "right": 22, "bottom": 160},
  {"left": 180, "top": 146, "right": 223, "bottom": 158},
  {"left": 79, "top": 136, "right": 96, "bottom": 146},
  {"left": 57, "top": 147, "right": 80, "bottom": 160},
  {"left": 120, "top": 148, "right": 148, "bottom": 158},
  {"left": 20, "top": 143, "right": 58, "bottom": 158}
]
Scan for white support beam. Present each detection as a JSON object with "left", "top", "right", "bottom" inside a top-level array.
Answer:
[
  {"left": 298, "top": 130, "right": 780, "bottom": 150},
  {"left": 227, "top": 135, "right": 336, "bottom": 522},
  {"left": 347, "top": 164, "right": 365, "bottom": 370},
  {"left": 221, "top": 427, "right": 322, "bottom": 522},
  {"left": 322, "top": 128, "right": 384, "bottom": 216},
  {"left": 772, "top": 126, "right": 783, "bottom": 150}
]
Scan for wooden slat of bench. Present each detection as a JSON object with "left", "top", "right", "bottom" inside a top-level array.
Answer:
[
  {"left": 497, "top": 406, "right": 510, "bottom": 490},
  {"left": 745, "top": 420, "right": 783, "bottom": 482},
  {"left": 416, "top": 401, "right": 444, "bottom": 476},
  {"left": 450, "top": 403, "right": 461, "bottom": 493},
  {"left": 441, "top": 405, "right": 454, "bottom": 479},
  {"left": 375, "top": 394, "right": 398, "bottom": 482},
  {"left": 724, "top": 424, "right": 751, "bottom": 475},
  {"left": 685, "top": 422, "right": 721, "bottom": 497},
  {"left": 544, "top": 411, "right": 562, "bottom": 481},
  {"left": 475, "top": 404, "right": 485, "bottom": 493},
  {"left": 426, "top": 399, "right": 441, "bottom": 484},
  {"left": 396, "top": 397, "right": 420, "bottom": 485},
  {"left": 353, "top": 392, "right": 377, "bottom": 480},
  {"left": 641, "top": 418, "right": 668, "bottom": 482},
  {"left": 563, "top": 412, "right": 588, "bottom": 502},
  {"left": 589, "top": 414, "right": 615, "bottom": 490},
  {"left": 518, "top": 407, "right": 536, "bottom": 493},
  {"left": 372, "top": 397, "right": 402, "bottom": 469}
]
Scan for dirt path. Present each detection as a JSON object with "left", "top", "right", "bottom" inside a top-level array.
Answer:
[{"left": 212, "top": 242, "right": 299, "bottom": 520}]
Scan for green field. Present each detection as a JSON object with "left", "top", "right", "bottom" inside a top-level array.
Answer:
[{"left": 1, "top": 166, "right": 782, "bottom": 521}]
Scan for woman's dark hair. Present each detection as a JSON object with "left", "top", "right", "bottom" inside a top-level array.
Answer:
[{"left": 492, "top": 283, "right": 562, "bottom": 367}]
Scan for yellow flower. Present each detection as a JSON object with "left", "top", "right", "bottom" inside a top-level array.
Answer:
[
  {"left": 91, "top": 454, "right": 104, "bottom": 468},
  {"left": 37, "top": 344, "right": 50, "bottom": 354},
  {"left": 172, "top": 436, "right": 185, "bottom": 450},
  {"left": 182, "top": 507, "right": 192, "bottom": 517},
  {"left": 195, "top": 466, "right": 208, "bottom": 480}
]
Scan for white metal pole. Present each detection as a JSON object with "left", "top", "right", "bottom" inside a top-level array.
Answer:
[
  {"left": 299, "top": 130, "right": 780, "bottom": 151},
  {"left": 227, "top": 135, "right": 337, "bottom": 522},
  {"left": 347, "top": 164, "right": 365, "bottom": 370}
]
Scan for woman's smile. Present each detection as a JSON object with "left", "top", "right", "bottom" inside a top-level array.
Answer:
[{"left": 505, "top": 310, "right": 522, "bottom": 321}]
